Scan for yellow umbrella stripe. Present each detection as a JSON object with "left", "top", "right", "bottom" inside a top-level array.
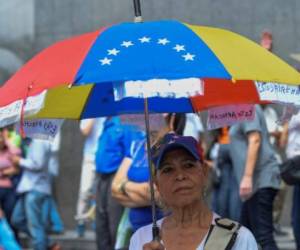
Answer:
[
  {"left": 30, "top": 84, "right": 93, "bottom": 119},
  {"left": 186, "top": 24, "right": 300, "bottom": 85}
]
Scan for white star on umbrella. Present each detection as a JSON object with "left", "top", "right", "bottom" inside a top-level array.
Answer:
[
  {"left": 158, "top": 38, "right": 170, "bottom": 45},
  {"left": 121, "top": 41, "right": 134, "bottom": 48},
  {"left": 139, "top": 36, "right": 151, "bottom": 43},
  {"left": 182, "top": 53, "right": 195, "bottom": 61},
  {"left": 107, "top": 48, "right": 120, "bottom": 56},
  {"left": 173, "top": 44, "right": 185, "bottom": 52},
  {"left": 99, "top": 57, "right": 112, "bottom": 65}
]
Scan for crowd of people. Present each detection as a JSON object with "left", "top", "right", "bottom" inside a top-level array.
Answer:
[
  {"left": 0, "top": 127, "right": 63, "bottom": 250},
  {"left": 73, "top": 106, "right": 299, "bottom": 250},
  {"left": 0, "top": 107, "right": 299, "bottom": 250},
  {"left": 0, "top": 31, "right": 299, "bottom": 250}
]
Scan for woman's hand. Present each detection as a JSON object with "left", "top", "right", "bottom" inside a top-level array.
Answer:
[{"left": 143, "top": 241, "right": 165, "bottom": 250}]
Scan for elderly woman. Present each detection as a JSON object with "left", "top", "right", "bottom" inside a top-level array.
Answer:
[{"left": 129, "top": 133, "right": 257, "bottom": 250}]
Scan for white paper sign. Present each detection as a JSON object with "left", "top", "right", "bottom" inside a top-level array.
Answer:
[
  {"left": 207, "top": 104, "right": 255, "bottom": 130},
  {"left": 114, "top": 78, "right": 203, "bottom": 100},
  {"left": 16, "top": 119, "right": 63, "bottom": 140},
  {"left": 0, "top": 91, "right": 46, "bottom": 127},
  {"left": 255, "top": 82, "right": 300, "bottom": 105}
]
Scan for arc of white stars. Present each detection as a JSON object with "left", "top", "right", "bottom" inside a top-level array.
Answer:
[
  {"left": 121, "top": 41, "right": 134, "bottom": 48},
  {"left": 107, "top": 48, "right": 120, "bottom": 56},
  {"left": 182, "top": 53, "right": 195, "bottom": 61},
  {"left": 173, "top": 44, "right": 185, "bottom": 52},
  {"left": 99, "top": 57, "right": 112, "bottom": 65},
  {"left": 139, "top": 36, "right": 151, "bottom": 43},
  {"left": 158, "top": 38, "right": 170, "bottom": 45}
]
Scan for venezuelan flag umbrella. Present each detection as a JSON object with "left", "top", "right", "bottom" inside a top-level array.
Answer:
[{"left": 1, "top": 20, "right": 300, "bottom": 126}]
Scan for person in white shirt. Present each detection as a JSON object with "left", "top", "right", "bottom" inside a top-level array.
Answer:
[
  {"left": 280, "top": 111, "right": 300, "bottom": 250},
  {"left": 262, "top": 104, "right": 288, "bottom": 236},
  {"left": 130, "top": 133, "right": 257, "bottom": 250},
  {"left": 11, "top": 139, "right": 54, "bottom": 250},
  {"left": 183, "top": 113, "right": 204, "bottom": 142},
  {"left": 75, "top": 118, "right": 105, "bottom": 237}
]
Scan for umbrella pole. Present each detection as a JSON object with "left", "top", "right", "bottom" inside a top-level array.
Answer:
[
  {"left": 133, "top": 0, "right": 143, "bottom": 22},
  {"left": 144, "top": 97, "right": 160, "bottom": 241}
]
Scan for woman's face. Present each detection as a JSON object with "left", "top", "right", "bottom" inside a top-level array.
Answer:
[{"left": 155, "top": 148, "right": 207, "bottom": 208}]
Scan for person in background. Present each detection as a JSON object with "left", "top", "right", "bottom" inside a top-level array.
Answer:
[
  {"left": 44, "top": 131, "right": 64, "bottom": 234},
  {"left": 280, "top": 111, "right": 300, "bottom": 250},
  {"left": 75, "top": 118, "right": 105, "bottom": 237},
  {"left": 11, "top": 138, "right": 60, "bottom": 250},
  {"left": 130, "top": 133, "right": 257, "bottom": 250},
  {"left": 183, "top": 113, "right": 205, "bottom": 147},
  {"left": 163, "top": 113, "right": 186, "bottom": 136},
  {"left": 112, "top": 129, "right": 161, "bottom": 228},
  {"left": 260, "top": 29, "right": 273, "bottom": 51},
  {"left": 111, "top": 129, "right": 162, "bottom": 250},
  {"left": 260, "top": 29, "right": 288, "bottom": 236},
  {"left": 0, "top": 207, "right": 21, "bottom": 250},
  {"left": 95, "top": 117, "right": 135, "bottom": 250},
  {"left": 2, "top": 125, "right": 23, "bottom": 192},
  {"left": 211, "top": 127, "right": 241, "bottom": 221},
  {"left": 229, "top": 105, "right": 280, "bottom": 250},
  {"left": 0, "top": 128, "right": 20, "bottom": 231},
  {"left": 261, "top": 103, "right": 287, "bottom": 235},
  {"left": 2, "top": 125, "right": 22, "bottom": 148}
]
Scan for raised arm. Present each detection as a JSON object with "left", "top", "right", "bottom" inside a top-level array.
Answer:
[
  {"left": 12, "top": 140, "right": 50, "bottom": 172},
  {"left": 279, "top": 122, "right": 289, "bottom": 149},
  {"left": 240, "top": 131, "right": 261, "bottom": 200},
  {"left": 80, "top": 119, "right": 95, "bottom": 136}
]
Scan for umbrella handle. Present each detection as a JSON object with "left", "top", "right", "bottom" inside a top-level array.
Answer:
[
  {"left": 152, "top": 225, "right": 160, "bottom": 241},
  {"left": 133, "top": 0, "right": 143, "bottom": 22},
  {"left": 144, "top": 98, "right": 160, "bottom": 241}
]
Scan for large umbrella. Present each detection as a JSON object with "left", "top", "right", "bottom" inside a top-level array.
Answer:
[{"left": 1, "top": 1, "right": 300, "bottom": 240}]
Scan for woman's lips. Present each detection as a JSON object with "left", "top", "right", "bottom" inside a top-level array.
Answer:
[{"left": 173, "top": 186, "right": 193, "bottom": 194}]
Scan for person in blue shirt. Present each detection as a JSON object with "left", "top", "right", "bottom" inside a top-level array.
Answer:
[
  {"left": 0, "top": 207, "right": 21, "bottom": 250},
  {"left": 94, "top": 117, "right": 136, "bottom": 250},
  {"left": 112, "top": 129, "right": 164, "bottom": 232}
]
